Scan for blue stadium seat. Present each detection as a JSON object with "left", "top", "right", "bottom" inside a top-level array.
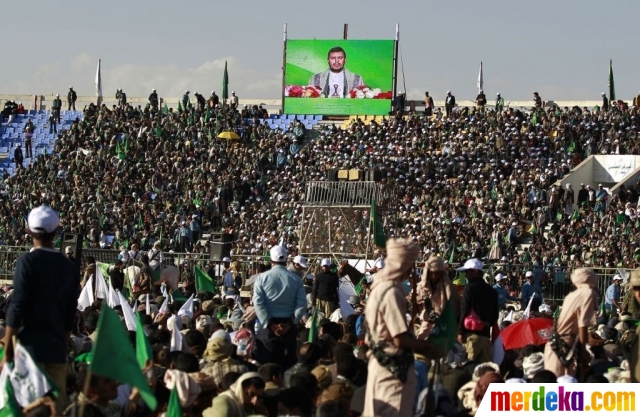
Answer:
[{"left": 314, "top": 115, "right": 322, "bottom": 121}]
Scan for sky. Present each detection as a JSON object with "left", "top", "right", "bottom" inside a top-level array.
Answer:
[{"left": 4, "top": 1, "right": 638, "bottom": 101}]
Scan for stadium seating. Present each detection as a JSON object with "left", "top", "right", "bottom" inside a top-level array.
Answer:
[
  {"left": 0, "top": 110, "right": 80, "bottom": 174},
  {"left": 247, "top": 114, "right": 321, "bottom": 130}
]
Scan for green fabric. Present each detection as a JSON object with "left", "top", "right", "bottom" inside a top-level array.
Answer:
[
  {"left": 194, "top": 265, "right": 217, "bottom": 293},
  {"left": 0, "top": 376, "right": 21, "bottom": 417},
  {"left": 135, "top": 313, "right": 153, "bottom": 369},
  {"left": 75, "top": 352, "right": 93, "bottom": 364},
  {"left": 89, "top": 305, "right": 157, "bottom": 410},
  {"left": 429, "top": 300, "right": 458, "bottom": 353},
  {"left": 222, "top": 61, "right": 229, "bottom": 100},
  {"left": 166, "top": 387, "right": 182, "bottom": 417},
  {"left": 609, "top": 59, "right": 616, "bottom": 101}
]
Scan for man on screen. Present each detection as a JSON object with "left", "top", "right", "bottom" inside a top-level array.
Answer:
[{"left": 310, "top": 46, "right": 365, "bottom": 98}]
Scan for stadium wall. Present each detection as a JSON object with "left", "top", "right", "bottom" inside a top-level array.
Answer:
[{"left": 0, "top": 94, "right": 624, "bottom": 114}]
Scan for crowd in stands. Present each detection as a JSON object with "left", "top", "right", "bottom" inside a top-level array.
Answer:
[
  {"left": 1, "top": 93, "right": 640, "bottom": 272},
  {"left": 1, "top": 90, "right": 640, "bottom": 416}
]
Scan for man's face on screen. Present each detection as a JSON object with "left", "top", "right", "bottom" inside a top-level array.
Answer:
[{"left": 328, "top": 51, "right": 346, "bottom": 73}]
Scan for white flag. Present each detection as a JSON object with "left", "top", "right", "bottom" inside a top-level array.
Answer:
[
  {"left": 522, "top": 293, "right": 536, "bottom": 319},
  {"left": 170, "top": 316, "right": 185, "bottom": 352},
  {"left": 178, "top": 294, "right": 194, "bottom": 319},
  {"left": 10, "top": 345, "right": 55, "bottom": 407},
  {"left": 504, "top": 310, "right": 514, "bottom": 323},
  {"left": 146, "top": 293, "right": 150, "bottom": 316},
  {"left": 77, "top": 274, "right": 95, "bottom": 311},
  {"left": 159, "top": 297, "right": 169, "bottom": 314},
  {"left": 477, "top": 61, "right": 483, "bottom": 93},
  {"left": 118, "top": 292, "right": 137, "bottom": 331},
  {"left": 132, "top": 300, "right": 138, "bottom": 313},
  {"left": 95, "top": 59, "right": 103, "bottom": 105},
  {"left": 107, "top": 278, "right": 121, "bottom": 308},
  {"left": 94, "top": 268, "right": 109, "bottom": 300}
]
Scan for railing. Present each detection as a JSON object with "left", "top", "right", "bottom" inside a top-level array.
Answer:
[{"left": 0, "top": 246, "right": 629, "bottom": 307}]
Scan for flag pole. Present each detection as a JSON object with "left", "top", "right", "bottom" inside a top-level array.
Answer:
[{"left": 79, "top": 370, "right": 92, "bottom": 417}]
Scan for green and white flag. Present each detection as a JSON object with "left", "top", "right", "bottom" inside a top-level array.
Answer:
[
  {"left": 0, "top": 367, "right": 21, "bottom": 417},
  {"left": 8, "top": 344, "right": 58, "bottom": 407}
]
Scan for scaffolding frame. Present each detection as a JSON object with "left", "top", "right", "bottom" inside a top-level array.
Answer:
[{"left": 299, "top": 181, "right": 395, "bottom": 258}]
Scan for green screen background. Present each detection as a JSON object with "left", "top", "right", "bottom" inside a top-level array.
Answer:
[{"left": 284, "top": 39, "right": 395, "bottom": 115}]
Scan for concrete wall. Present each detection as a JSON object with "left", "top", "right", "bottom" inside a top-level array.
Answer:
[
  {"left": 555, "top": 155, "right": 640, "bottom": 196},
  {"left": 609, "top": 166, "right": 640, "bottom": 196},
  {"left": 555, "top": 156, "right": 595, "bottom": 189},
  {"left": 593, "top": 155, "right": 640, "bottom": 185}
]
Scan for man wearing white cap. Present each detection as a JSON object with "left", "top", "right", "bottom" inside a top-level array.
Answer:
[
  {"left": 457, "top": 259, "right": 498, "bottom": 363},
  {"left": 604, "top": 275, "right": 623, "bottom": 315},
  {"left": 221, "top": 256, "right": 236, "bottom": 292},
  {"left": 493, "top": 273, "right": 518, "bottom": 310},
  {"left": 288, "top": 255, "right": 308, "bottom": 280},
  {"left": 1, "top": 206, "right": 79, "bottom": 411},
  {"left": 230, "top": 91, "right": 239, "bottom": 109},
  {"left": 312, "top": 259, "right": 340, "bottom": 317},
  {"left": 253, "top": 245, "right": 306, "bottom": 369},
  {"left": 521, "top": 271, "right": 541, "bottom": 311}
]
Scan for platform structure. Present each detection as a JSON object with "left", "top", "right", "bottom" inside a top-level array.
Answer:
[{"left": 299, "top": 181, "right": 395, "bottom": 257}]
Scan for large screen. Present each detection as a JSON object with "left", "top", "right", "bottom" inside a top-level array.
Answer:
[{"left": 284, "top": 40, "right": 395, "bottom": 116}]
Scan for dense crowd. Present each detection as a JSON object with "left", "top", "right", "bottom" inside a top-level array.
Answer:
[
  {"left": 1, "top": 93, "right": 640, "bottom": 416},
  {"left": 1, "top": 94, "right": 640, "bottom": 274}
]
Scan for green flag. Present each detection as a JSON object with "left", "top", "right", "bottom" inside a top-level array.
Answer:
[
  {"left": 166, "top": 387, "right": 182, "bottom": 417},
  {"left": 0, "top": 374, "right": 21, "bottom": 417},
  {"left": 263, "top": 248, "right": 271, "bottom": 263},
  {"left": 354, "top": 276, "right": 366, "bottom": 295},
  {"left": 90, "top": 305, "right": 157, "bottom": 410},
  {"left": 194, "top": 265, "right": 217, "bottom": 293},
  {"left": 97, "top": 262, "right": 111, "bottom": 279},
  {"left": 531, "top": 112, "right": 537, "bottom": 127},
  {"left": 553, "top": 307, "right": 560, "bottom": 320},
  {"left": 609, "top": 59, "right": 616, "bottom": 101},
  {"left": 571, "top": 209, "right": 580, "bottom": 223},
  {"left": 163, "top": 103, "right": 169, "bottom": 114},
  {"left": 428, "top": 300, "right": 457, "bottom": 353},
  {"left": 177, "top": 101, "right": 183, "bottom": 113},
  {"left": 449, "top": 241, "right": 455, "bottom": 264},
  {"left": 222, "top": 60, "right": 229, "bottom": 101},
  {"left": 370, "top": 200, "right": 386, "bottom": 249},
  {"left": 599, "top": 297, "right": 607, "bottom": 317},
  {"left": 616, "top": 213, "right": 626, "bottom": 225},
  {"left": 135, "top": 313, "right": 153, "bottom": 370},
  {"left": 308, "top": 308, "right": 319, "bottom": 343}
]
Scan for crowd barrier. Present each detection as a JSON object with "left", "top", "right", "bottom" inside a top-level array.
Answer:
[{"left": 0, "top": 246, "right": 631, "bottom": 306}]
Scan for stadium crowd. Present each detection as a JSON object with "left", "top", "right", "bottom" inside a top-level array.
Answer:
[
  {"left": 1, "top": 93, "right": 640, "bottom": 416},
  {"left": 1, "top": 94, "right": 640, "bottom": 271}
]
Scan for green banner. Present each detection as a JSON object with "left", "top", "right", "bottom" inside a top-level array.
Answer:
[{"left": 284, "top": 39, "right": 394, "bottom": 116}]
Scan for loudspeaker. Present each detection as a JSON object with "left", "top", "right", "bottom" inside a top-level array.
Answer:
[
  {"left": 338, "top": 170, "right": 349, "bottom": 181},
  {"left": 349, "top": 169, "right": 363, "bottom": 181},
  {"left": 327, "top": 169, "right": 338, "bottom": 182},
  {"left": 366, "top": 170, "right": 382, "bottom": 182},
  {"left": 209, "top": 233, "right": 233, "bottom": 262},
  {"left": 60, "top": 233, "right": 82, "bottom": 267}
]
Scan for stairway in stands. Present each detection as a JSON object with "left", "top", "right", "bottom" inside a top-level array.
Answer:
[{"left": 0, "top": 110, "right": 80, "bottom": 175}]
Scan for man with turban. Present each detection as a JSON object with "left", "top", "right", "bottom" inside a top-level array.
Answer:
[
  {"left": 363, "top": 238, "right": 442, "bottom": 417},
  {"left": 416, "top": 256, "right": 460, "bottom": 340},
  {"left": 544, "top": 268, "right": 598, "bottom": 379}
]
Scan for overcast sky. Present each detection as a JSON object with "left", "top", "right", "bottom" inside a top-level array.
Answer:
[{"left": 4, "top": 1, "right": 637, "bottom": 101}]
